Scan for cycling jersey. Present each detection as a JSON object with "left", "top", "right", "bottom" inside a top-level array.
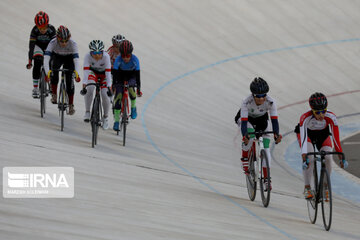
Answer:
[
  {"left": 43, "top": 38, "right": 80, "bottom": 74},
  {"left": 83, "top": 52, "right": 112, "bottom": 87},
  {"left": 113, "top": 54, "right": 141, "bottom": 90},
  {"left": 238, "top": 94, "right": 279, "bottom": 136},
  {"left": 106, "top": 46, "right": 120, "bottom": 69},
  {"left": 28, "top": 24, "right": 56, "bottom": 60},
  {"left": 299, "top": 110, "right": 342, "bottom": 155}
]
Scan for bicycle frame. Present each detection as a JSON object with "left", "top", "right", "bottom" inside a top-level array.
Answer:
[{"left": 120, "top": 81, "right": 130, "bottom": 146}]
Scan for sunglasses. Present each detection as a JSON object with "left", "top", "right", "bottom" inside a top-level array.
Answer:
[
  {"left": 253, "top": 93, "right": 267, "bottom": 98},
  {"left": 121, "top": 53, "right": 131, "bottom": 59},
  {"left": 58, "top": 39, "right": 68, "bottom": 43},
  {"left": 91, "top": 51, "right": 103, "bottom": 55},
  {"left": 312, "top": 109, "right": 327, "bottom": 115}
]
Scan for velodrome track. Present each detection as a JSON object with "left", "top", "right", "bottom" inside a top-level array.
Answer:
[{"left": 1, "top": 0, "right": 360, "bottom": 239}]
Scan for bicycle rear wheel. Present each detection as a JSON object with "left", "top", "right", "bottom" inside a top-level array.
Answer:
[
  {"left": 321, "top": 169, "right": 332, "bottom": 231},
  {"left": 307, "top": 161, "right": 318, "bottom": 224},
  {"left": 259, "top": 149, "right": 271, "bottom": 207},
  {"left": 121, "top": 98, "right": 128, "bottom": 146},
  {"left": 91, "top": 96, "right": 100, "bottom": 148},
  {"left": 59, "top": 82, "right": 66, "bottom": 131},
  {"left": 246, "top": 143, "right": 257, "bottom": 201}
]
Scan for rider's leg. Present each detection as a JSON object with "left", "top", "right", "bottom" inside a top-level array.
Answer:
[
  {"left": 129, "top": 78, "right": 137, "bottom": 119},
  {"left": 321, "top": 137, "right": 333, "bottom": 176},
  {"left": 31, "top": 46, "right": 44, "bottom": 98},
  {"left": 241, "top": 124, "right": 255, "bottom": 173},
  {"left": 84, "top": 77, "right": 95, "bottom": 121},
  {"left": 303, "top": 141, "right": 315, "bottom": 198},
  {"left": 112, "top": 83, "right": 123, "bottom": 130},
  {"left": 50, "top": 55, "right": 62, "bottom": 104}
]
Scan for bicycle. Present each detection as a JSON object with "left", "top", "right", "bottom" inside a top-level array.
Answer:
[
  {"left": 51, "top": 68, "right": 72, "bottom": 131},
  {"left": 114, "top": 80, "right": 130, "bottom": 146},
  {"left": 305, "top": 150, "right": 345, "bottom": 231},
  {"left": 38, "top": 65, "right": 50, "bottom": 118},
  {"left": 245, "top": 130, "right": 276, "bottom": 207},
  {"left": 82, "top": 81, "right": 107, "bottom": 148}
]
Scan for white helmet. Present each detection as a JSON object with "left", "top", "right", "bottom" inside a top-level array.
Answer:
[{"left": 89, "top": 40, "right": 104, "bottom": 52}]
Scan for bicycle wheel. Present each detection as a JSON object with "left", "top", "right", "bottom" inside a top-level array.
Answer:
[
  {"left": 259, "top": 149, "right": 271, "bottom": 207},
  {"left": 307, "top": 161, "right": 318, "bottom": 224},
  {"left": 246, "top": 143, "right": 257, "bottom": 201},
  {"left": 59, "top": 82, "right": 66, "bottom": 131},
  {"left": 91, "top": 96, "right": 100, "bottom": 148},
  {"left": 121, "top": 98, "right": 128, "bottom": 146},
  {"left": 39, "top": 69, "right": 46, "bottom": 118},
  {"left": 321, "top": 169, "right": 332, "bottom": 231}
]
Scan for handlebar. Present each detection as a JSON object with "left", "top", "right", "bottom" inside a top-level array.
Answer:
[
  {"left": 249, "top": 131, "right": 276, "bottom": 139},
  {"left": 84, "top": 82, "right": 108, "bottom": 88},
  {"left": 306, "top": 151, "right": 345, "bottom": 160},
  {"left": 52, "top": 69, "right": 74, "bottom": 72}
]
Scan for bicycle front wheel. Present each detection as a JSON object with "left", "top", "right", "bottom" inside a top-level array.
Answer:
[
  {"left": 307, "top": 161, "right": 318, "bottom": 224},
  {"left": 59, "top": 82, "right": 66, "bottom": 131},
  {"left": 91, "top": 96, "right": 100, "bottom": 148},
  {"left": 39, "top": 70, "right": 46, "bottom": 118},
  {"left": 246, "top": 143, "right": 257, "bottom": 201},
  {"left": 121, "top": 98, "right": 128, "bottom": 146},
  {"left": 321, "top": 169, "right": 332, "bottom": 231},
  {"left": 259, "top": 149, "right": 271, "bottom": 207}
]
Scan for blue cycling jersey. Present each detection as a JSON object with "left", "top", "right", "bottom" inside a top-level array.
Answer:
[{"left": 113, "top": 54, "right": 140, "bottom": 71}]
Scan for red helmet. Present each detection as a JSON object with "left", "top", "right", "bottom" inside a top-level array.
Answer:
[
  {"left": 119, "top": 40, "right": 133, "bottom": 55},
  {"left": 56, "top": 25, "right": 71, "bottom": 41},
  {"left": 34, "top": 11, "right": 49, "bottom": 28}
]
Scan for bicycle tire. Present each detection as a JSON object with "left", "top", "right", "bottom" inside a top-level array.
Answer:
[
  {"left": 321, "top": 168, "right": 332, "bottom": 231},
  {"left": 246, "top": 143, "right": 257, "bottom": 201},
  {"left": 91, "top": 96, "right": 99, "bottom": 148},
  {"left": 307, "top": 160, "right": 318, "bottom": 224},
  {"left": 59, "top": 82, "right": 66, "bottom": 131},
  {"left": 39, "top": 69, "right": 46, "bottom": 118},
  {"left": 259, "top": 149, "right": 271, "bottom": 207},
  {"left": 122, "top": 97, "right": 128, "bottom": 146}
]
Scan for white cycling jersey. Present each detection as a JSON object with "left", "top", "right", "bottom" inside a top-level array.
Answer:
[
  {"left": 239, "top": 94, "right": 278, "bottom": 122},
  {"left": 82, "top": 52, "right": 112, "bottom": 87},
  {"left": 43, "top": 38, "right": 80, "bottom": 74}
]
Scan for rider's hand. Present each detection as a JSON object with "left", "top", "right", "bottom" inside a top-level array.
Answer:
[
  {"left": 107, "top": 87, "right": 113, "bottom": 97},
  {"left": 302, "top": 158, "right": 310, "bottom": 170},
  {"left": 74, "top": 71, "right": 81, "bottom": 82},
  {"left": 242, "top": 134, "right": 250, "bottom": 145},
  {"left": 80, "top": 88, "right": 87, "bottom": 96},
  {"left": 26, "top": 59, "right": 32, "bottom": 69},
  {"left": 274, "top": 134, "right": 282, "bottom": 144},
  {"left": 45, "top": 70, "right": 52, "bottom": 82},
  {"left": 137, "top": 89, "right": 142, "bottom": 97},
  {"left": 340, "top": 159, "right": 349, "bottom": 169}
]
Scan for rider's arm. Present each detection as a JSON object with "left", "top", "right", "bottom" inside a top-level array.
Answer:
[
  {"left": 104, "top": 52, "right": 112, "bottom": 88},
  {"left": 326, "top": 112, "right": 343, "bottom": 153},
  {"left": 82, "top": 52, "right": 91, "bottom": 86},
  {"left": 135, "top": 70, "right": 140, "bottom": 92},
  {"left": 239, "top": 100, "right": 249, "bottom": 137},
  {"left": 299, "top": 112, "right": 312, "bottom": 156},
  {"left": 28, "top": 26, "right": 37, "bottom": 60},
  {"left": 268, "top": 96, "right": 280, "bottom": 135},
  {"left": 71, "top": 41, "right": 80, "bottom": 75},
  {"left": 43, "top": 39, "right": 55, "bottom": 74}
]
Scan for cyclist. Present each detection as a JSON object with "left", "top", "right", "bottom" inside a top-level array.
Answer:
[
  {"left": 81, "top": 40, "right": 112, "bottom": 130},
  {"left": 297, "top": 92, "right": 348, "bottom": 199},
  {"left": 235, "top": 77, "right": 282, "bottom": 191},
  {"left": 44, "top": 25, "right": 81, "bottom": 115},
  {"left": 26, "top": 11, "right": 56, "bottom": 98},
  {"left": 112, "top": 40, "right": 142, "bottom": 131},
  {"left": 107, "top": 34, "right": 125, "bottom": 73}
]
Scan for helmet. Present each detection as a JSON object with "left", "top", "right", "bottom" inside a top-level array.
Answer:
[
  {"left": 250, "top": 77, "right": 269, "bottom": 94},
  {"left": 119, "top": 40, "right": 133, "bottom": 55},
  {"left": 89, "top": 40, "right": 104, "bottom": 52},
  {"left": 309, "top": 92, "right": 328, "bottom": 110},
  {"left": 34, "top": 11, "right": 49, "bottom": 28},
  {"left": 112, "top": 34, "right": 125, "bottom": 46},
  {"left": 56, "top": 25, "right": 71, "bottom": 41}
]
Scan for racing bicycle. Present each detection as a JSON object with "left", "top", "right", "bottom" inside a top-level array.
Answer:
[
  {"left": 306, "top": 150, "right": 345, "bottom": 231},
  {"left": 245, "top": 131, "right": 276, "bottom": 207}
]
